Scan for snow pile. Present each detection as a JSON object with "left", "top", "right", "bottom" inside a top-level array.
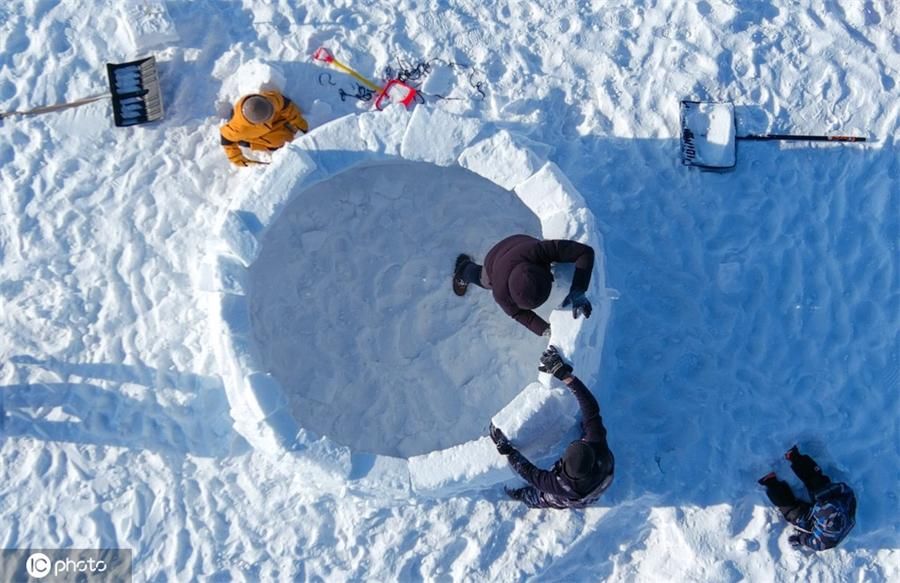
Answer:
[
  {"left": 205, "top": 104, "right": 611, "bottom": 496},
  {"left": 215, "top": 61, "right": 286, "bottom": 118}
]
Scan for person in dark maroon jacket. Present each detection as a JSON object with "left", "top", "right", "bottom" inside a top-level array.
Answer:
[
  {"left": 453, "top": 234, "right": 595, "bottom": 336},
  {"left": 490, "top": 346, "right": 614, "bottom": 509}
]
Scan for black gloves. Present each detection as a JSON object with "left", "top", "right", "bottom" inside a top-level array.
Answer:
[
  {"left": 489, "top": 422, "right": 513, "bottom": 455},
  {"left": 504, "top": 486, "right": 525, "bottom": 501},
  {"left": 562, "top": 289, "right": 592, "bottom": 319},
  {"left": 539, "top": 345, "right": 573, "bottom": 380},
  {"left": 788, "top": 533, "right": 803, "bottom": 550}
]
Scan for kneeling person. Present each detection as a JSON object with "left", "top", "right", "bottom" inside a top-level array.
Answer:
[
  {"left": 490, "top": 346, "right": 614, "bottom": 509},
  {"left": 220, "top": 90, "right": 309, "bottom": 167},
  {"left": 758, "top": 446, "right": 857, "bottom": 551},
  {"left": 454, "top": 234, "right": 594, "bottom": 337}
]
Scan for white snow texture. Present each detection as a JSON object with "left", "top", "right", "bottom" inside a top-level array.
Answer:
[{"left": 0, "top": 0, "right": 897, "bottom": 582}]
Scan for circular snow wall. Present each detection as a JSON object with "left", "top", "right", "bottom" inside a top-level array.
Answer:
[{"left": 206, "top": 106, "right": 611, "bottom": 497}]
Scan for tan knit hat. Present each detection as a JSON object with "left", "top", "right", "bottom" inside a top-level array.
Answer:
[{"left": 241, "top": 94, "right": 275, "bottom": 124}]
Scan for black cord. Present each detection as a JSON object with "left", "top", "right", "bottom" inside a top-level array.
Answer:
[
  {"left": 338, "top": 85, "right": 376, "bottom": 103},
  {"left": 319, "top": 57, "right": 488, "bottom": 104}
]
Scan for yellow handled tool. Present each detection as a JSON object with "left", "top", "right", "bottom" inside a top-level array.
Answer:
[{"left": 312, "top": 47, "right": 381, "bottom": 92}]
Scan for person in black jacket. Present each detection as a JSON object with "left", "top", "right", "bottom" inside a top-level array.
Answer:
[
  {"left": 490, "top": 346, "right": 614, "bottom": 509},
  {"left": 453, "top": 234, "right": 594, "bottom": 336},
  {"left": 758, "top": 446, "right": 856, "bottom": 551}
]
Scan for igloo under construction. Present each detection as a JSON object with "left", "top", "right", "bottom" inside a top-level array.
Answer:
[{"left": 204, "top": 105, "right": 612, "bottom": 497}]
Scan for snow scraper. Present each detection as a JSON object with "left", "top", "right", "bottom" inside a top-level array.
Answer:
[
  {"left": 313, "top": 47, "right": 417, "bottom": 110},
  {"left": 0, "top": 56, "right": 164, "bottom": 127},
  {"left": 679, "top": 100, "right": 866, "bottom": 171},
  {"left": 106, "top": 56, "right": 165, "bottom": 127}
]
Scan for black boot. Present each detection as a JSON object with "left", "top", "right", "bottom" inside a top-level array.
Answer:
[
  {"left": 758, "top": 471, "right": 777, "bottom": 486},
  {"left": 453, "top": 254, "right": 471, "bottom": 296}
]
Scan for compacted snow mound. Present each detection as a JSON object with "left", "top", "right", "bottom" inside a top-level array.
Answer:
[{"left": 205, "top": 105, "right": 611, "bottom": 496}]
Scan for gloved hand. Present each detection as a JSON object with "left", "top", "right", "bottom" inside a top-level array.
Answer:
[
  {"left": 504, "top": 486, "right": 525, "bottom": 501},
  {"left": 286, "top": 122, "right": 307, "bottom": 135},
  {"left": 788, "top": 534, "right": 803, "bottom": 550},
  {"left": 539, "top": 345, "right": 573, "bottom": 380},
  {"left": 489, "top": 422, "right": 513, "bottom": 455},
  {"left": 233, "top": 157, "right": 269, "bottom": 167},
  {"left": 562, "top": 290, "right": 592, "bottom": 319}
]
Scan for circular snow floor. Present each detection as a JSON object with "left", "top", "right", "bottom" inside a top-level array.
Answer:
[
  {"left": 207, "top": 107, "right": 609, "bottom": 495},
  {"left": 248, "top": 162, "right": 543, "bottom": 457}
]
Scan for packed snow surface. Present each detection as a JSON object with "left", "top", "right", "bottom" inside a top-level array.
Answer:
[
  {"left": 0, "top": 0, "right": 897, "bottom": 581},
  {"left": 249, "top": 162, "right": 542, "bottom": 458}
]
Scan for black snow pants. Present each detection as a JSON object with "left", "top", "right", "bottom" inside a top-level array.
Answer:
[{"left": 763, "top": 452, "right": 832, "bottom": 526}]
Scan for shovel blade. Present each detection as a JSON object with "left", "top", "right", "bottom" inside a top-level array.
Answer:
[
  {"left": 106, "top": 56, "right": 164, "bottom": 127},
  {"left": 312, "top": 47, "right": 334, "bottom": 63},
  {"left": 680, "top": 100, "right": 737, "bottom": 170},
  {"left": 374, "top": 80, "right": 417, "bottom": 110}
]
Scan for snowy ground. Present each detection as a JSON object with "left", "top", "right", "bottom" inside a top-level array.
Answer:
[{"left": 1, "top": 0, "right": 898, "bottom": 581}]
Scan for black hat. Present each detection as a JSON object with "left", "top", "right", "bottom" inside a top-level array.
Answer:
[
  {"left": 562, "top": 441, "right": 596, "bottom": 479},
  {"left": 509, "top": 263, "right": 553, "bottom": 309}
]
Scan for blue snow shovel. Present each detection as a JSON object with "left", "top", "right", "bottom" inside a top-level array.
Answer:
[{"left": 0, "top": 56, "right": 164, "bottom": 127}]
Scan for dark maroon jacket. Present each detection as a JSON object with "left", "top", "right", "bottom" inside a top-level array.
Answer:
[
  {"left": 506, "top": 376, "right": 615, "bottom": 508},
  {"left": 483, "top": 234, "right": 595, "bottom": 335}
]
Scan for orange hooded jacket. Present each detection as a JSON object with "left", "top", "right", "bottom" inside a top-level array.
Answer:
[{"left": 220, "top": 90, "right": 309, "bottom": 166}]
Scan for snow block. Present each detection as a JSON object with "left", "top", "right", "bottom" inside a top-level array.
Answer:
[
  {"left": 295, "top": 427, "right": 353, "bottom": 477},
  {"left": 245, "top": 372, "right": 289, "bottom": 419},
  {"left": 458, "top": 130, "right": 543, "bottom": 191},
  {"left": 539, "top": 209, "right": 584, "bottom": 241},
  {"left": 356, "top": 105, "right": 413, "bottom": 158},
  {"left": 242, "top": 147, "right": 318, "bottom": 227},
  {"left": 289, "top": 108, "right": 411, "bottom": 185},
  {"left": 220, "top": 211, "right": 261, "bottom": 267},
  {"left": 253, "top": 414, "right": 352, "bottom": 481},
  {"left": 409, "top": 437, "right": 506, "bottom": 496},
  {"left": 119, "top": 0, "right": 180, "bottom": 53},
  {"left": 409, "top": 382, "right": 576, "bottom": 496},
  {"left": 216, "top": 61, "right": 288, "bottom": 118},
  {"left": 219, "top": 293, "right": 252, "bottom": 338},
  {"left": 348, "top": 453, "right": 412, "bottom": 498},
  {"left": 223, "top": 333, "right": 261, "bottom": 383},
  {"left": 515, "top": 162, "right": 586, "bottom": 221},
  {"left": 293, "top": 114, "right": 373, "bottom": 177},
  {"left": 194, "top": 262, "right": 219, "bottom": 293},
  {"left": 258, "top": 409, "right": 301, "bottom": 448},
  {"left": 400, "top": 107, "right": 483, "bottom": 166},
  {"left": 233, "top": 61, "right": 287, "bottom": 99},
  {"left": 493, "top": 382, "right": 575, "bottom": 454},
  {"left": 213, "top": 256, "right": 249, "bottom": 295}
]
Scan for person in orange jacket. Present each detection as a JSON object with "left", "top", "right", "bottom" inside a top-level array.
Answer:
[{"left": 220, "top": 90, "right": 309, "bottom": 167}]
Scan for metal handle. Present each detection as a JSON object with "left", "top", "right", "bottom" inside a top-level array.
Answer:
[{"left": 737, "top": 134, "right": 867, "bottom": 142}]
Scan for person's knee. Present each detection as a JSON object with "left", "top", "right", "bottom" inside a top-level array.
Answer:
[
  {"left": 783, "top": 503, "right": 811, "bottom": 525},
  {"left": 763, "top": 479, "right": 796, "bottom": 507}
]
